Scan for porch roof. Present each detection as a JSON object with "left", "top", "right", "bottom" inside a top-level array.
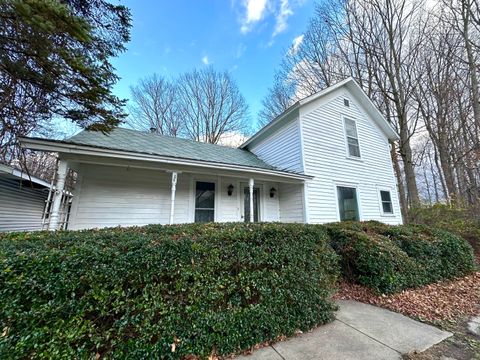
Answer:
[{"left": 20, "top": 128, "right": 312, "bottom": 181}]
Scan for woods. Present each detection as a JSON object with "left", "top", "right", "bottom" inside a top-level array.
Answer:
[
  {"left": 260, "top": 0, "right": 480, "bottom": 217},
  {"left": 127, "top": 68, "right": 249, "bottom": 145}
]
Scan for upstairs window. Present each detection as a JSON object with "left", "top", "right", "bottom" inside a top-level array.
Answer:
[
  {"left": 195, "top": 181, "right": 215, "bottom": 223},
  {"left": 380, "top": 190, "right": 393, "bottom": 214},
  {"left": 344, "top": 118, "right": 361, "bottom": 158}
]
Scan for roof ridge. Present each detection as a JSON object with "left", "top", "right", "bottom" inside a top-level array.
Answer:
[{"left": 70, "top": 127, "right": 250, "bottom": 152}]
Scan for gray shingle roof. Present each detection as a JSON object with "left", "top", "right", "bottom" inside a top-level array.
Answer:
[{"left": 66, "top": 127, "right": 277, "bottom": 170}]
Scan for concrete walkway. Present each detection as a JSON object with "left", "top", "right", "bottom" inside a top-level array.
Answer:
[{"left": 239, "top": 300, "right": 452, "bottom": 360}]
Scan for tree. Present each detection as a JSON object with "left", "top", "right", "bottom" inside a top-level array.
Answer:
[
  {"left": 177, "top": 67, "right": 249, "bottom": 144},
  {"left": 127, "top": 74, "right": 181, "bottom": 136},
  {"left": 0, "top": 0, "right": 131, "bottom": 162}
]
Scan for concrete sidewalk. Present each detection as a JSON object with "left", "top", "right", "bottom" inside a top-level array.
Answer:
[{"left": 239, "top": 300, "right": 452, "bottom": 360}]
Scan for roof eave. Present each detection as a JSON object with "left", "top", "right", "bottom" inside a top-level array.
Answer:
[{"left": 19, "top": 137, "right": 312, "bottom": 181}]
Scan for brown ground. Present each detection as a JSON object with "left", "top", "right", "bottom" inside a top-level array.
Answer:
[
  {"left": 334, "top": 273, "right": 480, "bottom": 359},
  {"left": 333, "top": 272, "right": 480, "bottom": 322}
]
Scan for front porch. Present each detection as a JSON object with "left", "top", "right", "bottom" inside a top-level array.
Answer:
[{"left": 48, "top": 155, "right": 307, "bottom": 230}]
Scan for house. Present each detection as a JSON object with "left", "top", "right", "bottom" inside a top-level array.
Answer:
[
  {"left": 19, "top": 78, "right": 402, "bottom": 230},
  {"left": 0, "top": 164, "right": 52, "bottom": 231}
]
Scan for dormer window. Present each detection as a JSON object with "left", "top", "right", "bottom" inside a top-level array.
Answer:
[{"left": 344, "top": 118, "right": 361, "bottom": 158}]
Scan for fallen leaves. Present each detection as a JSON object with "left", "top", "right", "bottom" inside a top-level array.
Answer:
[{"left": 334, "top": 272, "right": 480, "bottom": 322}]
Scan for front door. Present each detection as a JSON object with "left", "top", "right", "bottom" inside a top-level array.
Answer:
[{"left": 243, "top": 187, "right": 260, "bottom": 222}]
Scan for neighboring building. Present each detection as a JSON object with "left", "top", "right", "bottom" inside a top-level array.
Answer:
[
  {"left": 20, "top": 78, "right": 403, "bottom": 230},
  {"left": 0, "top": 164, "right": 51, "bottom": 232}
]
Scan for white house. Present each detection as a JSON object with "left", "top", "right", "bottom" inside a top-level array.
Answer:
[{"left": 20, "top": 78, "right": 403, "bottom": 230}]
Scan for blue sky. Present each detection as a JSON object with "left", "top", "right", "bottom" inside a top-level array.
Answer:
[{"left": 111, "top": 0, "right": 316, "bottom": 128}]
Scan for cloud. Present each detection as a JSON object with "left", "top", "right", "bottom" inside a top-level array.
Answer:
[
  {"left": 201, "top": 55, "right": 210, "bottom": 65},
  {"left": 240, "top": 0, "right": 269, "bottom": 33},
  {"left": 289, "top": 34, "right": 304, "bottom": 55},
  {"left": 273, "top": 0, "right": 293, "bottom": 36}
]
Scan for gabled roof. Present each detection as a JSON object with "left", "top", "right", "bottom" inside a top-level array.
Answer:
[{"left": 241, "top": 77, "right": 399, "bottom": 148}]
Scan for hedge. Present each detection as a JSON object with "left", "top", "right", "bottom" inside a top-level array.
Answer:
[
  {"left": 0, "top": 223, "right": 339, "bottom": 359},
  {"left": 325, "top": 221, "right": 477, "bottom": 294}
]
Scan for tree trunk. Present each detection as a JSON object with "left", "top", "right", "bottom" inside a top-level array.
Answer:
[{"left": 390, "top": 143, "right": 408, "bottom": 221}]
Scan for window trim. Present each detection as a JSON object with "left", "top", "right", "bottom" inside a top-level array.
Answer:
[
  {"left": 334, "top": 182, "right": 362, "bottom": 222},
  {"left": 191, "top": 178, "right": 218, "bottom": 223},
  {"left": 378, "top": 188, "right": 394, "bottom": 216},
  {"left": 342, "top": 115, "right": 362, "bottom": 160}
]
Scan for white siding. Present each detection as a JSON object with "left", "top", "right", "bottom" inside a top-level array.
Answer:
[
  {"left": 69, "top": 164, "right": 191, "bottom": 229},
  {"left": 0, "top": 176, "right": 48, "bottom": 232},
  {"left": 301, "top": 92, "right": 402, "bottom": 225},
  {"left": 68, "top": 164, "right": 281, "bottom": 230},
  {"left": 278, "top": 183, "right": 305, "bottom": 223},
  {"left": 250, "top": 119, "right": 304, "bottom": 173}
]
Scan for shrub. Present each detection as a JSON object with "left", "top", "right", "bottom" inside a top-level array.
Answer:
[
  {"left": 325, "top": 221, "right": 477, "bottom": 294},
  {"left": 409, "top": 204, "right": 480, "bottom": 257},
  {"left": 0, "top": 223, "right": 338, "bottom": 359}
]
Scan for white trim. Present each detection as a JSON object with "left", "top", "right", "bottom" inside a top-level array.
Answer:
[
  {"left": 191, "top": 177, "right": 218, "bottom": 223},
  {"left": 342, "top": 115, "right": 362, "bottom": 160},
  {"left": 377, "top": 186, "right": 395, "bottom": 217},
  {"left": 334, "top": 181, "right": 362, "bottom": 222},
  {"left": 298, "top": 117, "right": 310, "bottom": 223},
  {"left": 20, "top": 138, "right": 311, "bottom": 182},
  {"left": 0, "top": 163, "right": 52, "bottom": 188}
]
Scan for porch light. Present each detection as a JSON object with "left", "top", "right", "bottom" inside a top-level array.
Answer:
[
  {"left": 270, "top": 187, "right": 277, "bottom": 198},
  {"left": 227, "top": 184, "right": 234, "bottom": 196}
]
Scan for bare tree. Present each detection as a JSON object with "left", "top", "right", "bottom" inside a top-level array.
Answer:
[
  {"left": 128, "top": 74, "right": 181, "bottom": 136},
  {"left": 177, "top": 67, "right": 249, "bottom": 144}
]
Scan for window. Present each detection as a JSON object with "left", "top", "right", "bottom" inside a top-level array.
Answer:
[
  {"left": 380, "top": 190, "right": 393, "bottom": 214},
  {"left": 344, "top": 118, "right": 361, "bottom": 158},
  {"left": 195, "top": 181, "right": 215, "bottom": 223},
  {"left": 337, "top": 186, "right": 359, "bottom": 221},
  {"left": 344, "top": 98, "right": 350, "bottom": 107}
]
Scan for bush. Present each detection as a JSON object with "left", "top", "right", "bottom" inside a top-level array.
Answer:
[
  {"left": 325, "top": 221, "right": 477, "bottom": 294},
  {"left": 409, "top": 204, "right": 480, "bottom": 257},
  {"left": 0, "top": 223, "right": 338, "bottom": 359}
]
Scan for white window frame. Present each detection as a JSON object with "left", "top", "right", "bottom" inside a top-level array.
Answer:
[
  {"left": 191, "top": 178, "right": 218, "bottom": 223},
  {"left": 342, "top": 116, "right": 362, "bottom": 160},
  {"left": 378, "top": 187, "right": 394, "bottom": 216}
]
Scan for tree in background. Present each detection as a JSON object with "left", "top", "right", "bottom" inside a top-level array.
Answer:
[
  {"left": 129, "top": 68, "right": 250, "bottom": 145},
  {"left": 0, "top": 0, "right": 131, "bottom": 162},
  {"left": 259, "top": 0, "right": 480, "bottom": 218},
  {"left": 128, "top": 74, "right": 181, "bottom": 137}
]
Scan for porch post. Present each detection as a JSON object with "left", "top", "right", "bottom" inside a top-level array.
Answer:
[
  {"left": 169, "top": 171, "right": 178, "bottom": 225},
  {"left": 249, "top": 178, "right": 254, "bottom": 223},
  {"left": 49, "top": 159, "right": 68, "bottom": 230}
]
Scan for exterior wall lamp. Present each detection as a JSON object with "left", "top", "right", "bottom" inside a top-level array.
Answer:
[
  {"left": 227, "top": 184, "right": 234, "bottom": 196},
  {"left": 270, "top": 187, "right": 277, "bottom": 198}
]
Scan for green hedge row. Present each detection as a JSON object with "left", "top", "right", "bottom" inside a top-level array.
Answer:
[
  {"left": 0, "top": 223, "right": 339, "bottom": 359},
  {"left": 325, "top": 221, "right": 477, "bottom": 294}
]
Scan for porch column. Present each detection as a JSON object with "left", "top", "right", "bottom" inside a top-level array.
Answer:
[
  {"left": 169, "top": 171, "right": 178, "bottom": 225},
  {"left": 249, "top": 178, "right": 254, "bottom": 223},
  {"left": 49, "top": 160, "right": 68, "bottom": 230}
]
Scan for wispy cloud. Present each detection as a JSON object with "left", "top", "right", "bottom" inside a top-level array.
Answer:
[
  {"left": 273, "top": 0, "right": 293, "bottom": 36},
  {"left": 240, "top": 0, "right": 269, "bottom": 33},
  {"left": 290, "top": 34, "right": 304, "bottom": 55},
  {"left": 202, "top": 55, "right": 210, "bottom": 65}
]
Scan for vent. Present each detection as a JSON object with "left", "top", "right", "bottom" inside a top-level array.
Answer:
[{"left": 344, "top": 99, "right": 350, "bottom": 107}]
